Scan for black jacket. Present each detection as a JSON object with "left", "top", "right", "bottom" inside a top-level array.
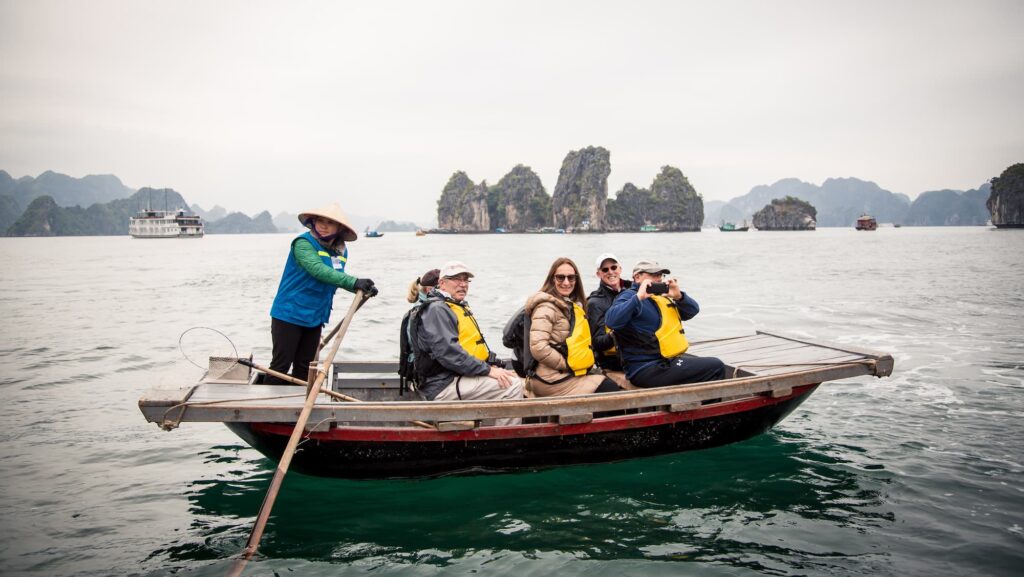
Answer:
[{"left": 586, "top": 281, "right": 628, "bottom": 371}]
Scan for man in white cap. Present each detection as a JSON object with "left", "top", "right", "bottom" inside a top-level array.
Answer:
[
  {"left": 409, "top": 260, "right": 524, "bottom": 424},
  {"left": 586, "top": 253, "right": 631, "bottom": 377},
  {"left": 604, "top": 259, "right": 725, "bottom": 387}
]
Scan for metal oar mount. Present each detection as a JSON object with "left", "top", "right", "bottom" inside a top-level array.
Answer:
[{"left": 227, "top": 290, "right": 369, "bottom": 577}]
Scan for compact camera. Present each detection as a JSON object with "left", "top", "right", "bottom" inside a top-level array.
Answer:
[{"left": 647, "top": 282, "right": 670, "bottom": 295}]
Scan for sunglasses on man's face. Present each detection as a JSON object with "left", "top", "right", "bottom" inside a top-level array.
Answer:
[
  {"left": 600, "top": 264, "right": 619, "bottom": 273},
  {"left": 554, "top": 274, "right": 577, "bottom": 283}
]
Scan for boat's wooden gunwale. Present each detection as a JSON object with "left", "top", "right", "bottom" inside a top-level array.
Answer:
[
  {"left": 138, "top": 331, "right": 893, "bottom": 426},
  {"left": 139, "top": 360, "right": 879, "bottom": 425}
]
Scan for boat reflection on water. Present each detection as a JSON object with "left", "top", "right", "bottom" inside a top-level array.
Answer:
[{"left": 164, "top": 433, "right": 891, "bottom": 571}]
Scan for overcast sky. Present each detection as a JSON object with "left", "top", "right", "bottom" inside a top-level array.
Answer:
[{"left": 1, "top": 0, "right": 1022, "bottom": 222}]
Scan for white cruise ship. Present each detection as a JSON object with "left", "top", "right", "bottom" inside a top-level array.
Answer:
[{"left": 128, "top": 209, "right": 205, "bottom": 238}]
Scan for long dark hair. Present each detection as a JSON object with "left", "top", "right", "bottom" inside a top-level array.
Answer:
[{"left": 539, "top": 257, "right": 587, "bottom": 307}]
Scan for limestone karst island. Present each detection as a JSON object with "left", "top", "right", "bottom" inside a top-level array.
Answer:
[{"left": 434, "top": 148, "right": 1024, "bottom": 232}]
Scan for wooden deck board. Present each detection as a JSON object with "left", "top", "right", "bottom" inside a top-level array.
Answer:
[
  {"left": 719, "top": 343, "right": 856, "bottom": 369},
  {"left": 688, "top": 334, "right": 779, "bottom": 356},
  {"left": 713, "top": 341, "right": 811, "bottom": 366}
]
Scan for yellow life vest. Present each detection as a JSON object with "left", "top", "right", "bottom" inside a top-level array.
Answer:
[
  {"left": 565, "top": 302, "right": 596, "bottom": 376},
  {"left": 446, "top": 301, "right": 490, "bottom": 362},
  {"left": 651, "top": 295, "right": 689, "bottom": 358},
  {"left": 601, "top": 326, "right": 617, "bottom": 355}
]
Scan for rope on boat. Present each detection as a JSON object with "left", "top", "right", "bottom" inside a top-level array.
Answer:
[
  {"left": 731, "top": 359, "right": 877, "bottom": 379},
  {"left": 159, "top": 392, "right": 306, "bottom": 431},
  {"left": 178, "top": 326, "right": 239, "bottom": 370}
]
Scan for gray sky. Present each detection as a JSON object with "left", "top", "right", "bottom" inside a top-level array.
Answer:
[{"left": 2, "top": 0, "right": 1022, "bottom": 222}]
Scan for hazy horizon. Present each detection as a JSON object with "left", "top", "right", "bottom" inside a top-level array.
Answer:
[{"left": 2, "top": 1, "right": 1021, "bottom": 221}]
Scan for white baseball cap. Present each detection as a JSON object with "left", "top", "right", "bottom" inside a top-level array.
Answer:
[
  {"left": 440, "top": 260, "right": 474, "bottom": 279},
  {"left": 595, "top": 253, "right": 619, "bottom": 270}
]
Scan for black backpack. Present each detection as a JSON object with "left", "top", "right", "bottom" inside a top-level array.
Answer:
[
  {"left": 398, "top": 302, "right": 428, "bottom": 394},
  {"left": 501, "top": 306, "right": 535, "bottom": 378}
]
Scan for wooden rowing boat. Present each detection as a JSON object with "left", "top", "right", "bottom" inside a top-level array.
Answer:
[{"left": 139, "top": 331, "right": 893, "bottom": 479}]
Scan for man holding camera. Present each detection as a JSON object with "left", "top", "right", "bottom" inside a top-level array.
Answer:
[{"left": 604, "top": 259, "right": 726, "bottom": 388}]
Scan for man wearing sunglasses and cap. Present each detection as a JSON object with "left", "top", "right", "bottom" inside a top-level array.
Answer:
[
  {"left": 410, "top": 261, "right": 524, "bottom": 425},
  {"left": 604, "top": 259, "right": 725, "bottom": 388},
  {"left": 587, "top": 253, "right": 631, "bottom": 380}
]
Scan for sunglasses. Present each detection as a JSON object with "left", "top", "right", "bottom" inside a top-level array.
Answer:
[
  {"left": 553, "top": 274, "right": 577, "bottom": 283},
  {"left": 600, "top": 264, "right": 619, "bottom": 273}
]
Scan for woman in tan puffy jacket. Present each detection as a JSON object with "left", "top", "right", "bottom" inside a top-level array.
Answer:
[{"left": 525, "top": 257, "right": 622, "bottom": 397}]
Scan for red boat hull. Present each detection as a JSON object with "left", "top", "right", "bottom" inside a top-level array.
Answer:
[{"left": 226, "top": 384, "right": 820, "bottom": 478}]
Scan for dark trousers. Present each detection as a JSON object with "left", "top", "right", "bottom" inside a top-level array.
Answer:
[
  {"left": 631, "top": 355, "right": 726, "bottom": 388},
  {"left": 269, "top": 318, "right": 322, "bottom": 385}
]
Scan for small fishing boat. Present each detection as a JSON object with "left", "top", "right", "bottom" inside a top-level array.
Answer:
[
  {"left": 139, "top": 331, "right": 892, "bottom": 479},
  {"left": 640, "top": 224, "right": 659, "bottom": 232},
  {"left": 719, "top": 221, "right": 749, "bottom": 232},
  {"left": 364, "top": 227, "right": 384, "bottom": 238},
  {"left": 129, "top": 208, "right": 204, "bottom": 238},
  {"left": 415, "top": 229, "right": 427, "bottom": 236},
  {"left": 856, "top": 215, "right": 877, "bottom": 231}
]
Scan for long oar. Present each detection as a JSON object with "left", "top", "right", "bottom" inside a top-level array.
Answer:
[{"left": 227, "top": 291, "right": 368, "bottom": 577}]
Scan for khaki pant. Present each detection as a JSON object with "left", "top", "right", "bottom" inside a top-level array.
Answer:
[
  {"left": 603, "top": 370, "right": 639, "bottom": 390},
  {"left": 433, "top": 375, "right": 525, "bottom": 426}
]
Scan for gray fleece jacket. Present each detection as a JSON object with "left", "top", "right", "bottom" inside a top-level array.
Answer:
[{"left": 414, "top": 290, "right": 491, "bottom": 400}]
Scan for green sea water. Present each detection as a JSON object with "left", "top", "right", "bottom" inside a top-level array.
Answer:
[{"left": 1, "top": 227, "right": 1021, "bottom": 576}]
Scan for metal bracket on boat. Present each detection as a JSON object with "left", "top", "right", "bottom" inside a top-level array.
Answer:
[
  {"left": 436, "top": 420, "right": 477, "bottom": 432},
  {"left": 556, "top": 413, "right": 593, "bottom": 425}
]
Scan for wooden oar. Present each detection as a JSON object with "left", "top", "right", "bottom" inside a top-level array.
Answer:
[{"left": 227, "top": 291, "right": 368, "bottom": 577}]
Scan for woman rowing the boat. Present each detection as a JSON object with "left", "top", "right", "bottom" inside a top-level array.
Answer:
[
  {"left": 525, "top": 257, "right": 622, "bottom": 397},
  {"left": 267, "top": 202, "right": 377, "bottom": 385}
]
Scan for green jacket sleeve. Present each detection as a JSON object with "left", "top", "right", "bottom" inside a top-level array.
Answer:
[{"left": 293, "top": 238, "right": 358, "bottom": 292}]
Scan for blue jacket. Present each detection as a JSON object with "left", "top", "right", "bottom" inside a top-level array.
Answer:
[
  {"left": 270, "top": 232, "right": 347, "bottom": 327},
  {"left": 604, "top": 283, "right": 700, "bottom": 379}
]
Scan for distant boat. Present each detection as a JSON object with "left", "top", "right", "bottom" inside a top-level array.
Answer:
[
  {"left": 856, "top": 215, "right": 878, "bottom": 231},
  {"left": 415, "top": 229, "right": 426, "bottom": 236},
  {"left": 893, "top": 223, "right": 902, "bottom": 228},
  {"left": 129, "top": 208, "right": 204, "bottom": 239},
  {"left": 719, "top": 220, "right": 749, "bottom": 232},
  {"left": 364, "top": 227, "right": 384, "bottom": 238},
  {"left": 495, "top": 227, "right": 507, "bottom": 233},
  {"left": 640, "top": 224, "right": 659, "bottom": 232}
]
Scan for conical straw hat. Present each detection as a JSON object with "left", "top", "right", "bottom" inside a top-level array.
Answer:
[{"left": 298, "top": 202, "right": 358, "bottom": 241}]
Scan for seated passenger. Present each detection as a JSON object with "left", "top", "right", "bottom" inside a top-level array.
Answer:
[
  {"left": 406, "top": 268, "right": 440, "bottom": 304},
  {"left": 605, "top": 259, "right": 726, "bottom": 387},
  {"left": 411, "top": 261, "right": 524, "bottom": 425},
  {"left": 586, "top": 252, "right": 633, "bottom": 388},
  {"left": 525, "top": 257, "right": 622, "bottom": 397}
]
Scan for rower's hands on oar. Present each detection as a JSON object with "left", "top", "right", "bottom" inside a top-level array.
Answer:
[
  {"left": 488, "top": 366, "right": 517, "bottom": 388},
  {"left": 354, "top": 278, "right": 378, "bottom": 297}
]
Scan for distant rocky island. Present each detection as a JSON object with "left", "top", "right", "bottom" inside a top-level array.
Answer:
[
  {"left": 752, "top": 196, "right": 818, "bottom": 230},
  {"left": 987, "top": 163, "right": 1024, "bottom": 228},
  {"left": 708, "top": 177, "right": 995, "bottom": 227},
  {"left": 0, "top": 171, "right": 282, "bottom": 236},
  {"left": 436, "top": 147, "right": 704, "bottom": 232},
  {"left": 436, "top": 151, "right": 1020, "bottom": 233}
]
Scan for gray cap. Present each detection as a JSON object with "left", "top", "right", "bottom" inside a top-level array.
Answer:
[{"left": 632, "top": 259, "right": 671, "bottom": 276}]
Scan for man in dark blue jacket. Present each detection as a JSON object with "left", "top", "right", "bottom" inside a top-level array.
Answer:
[{"left": 605, "top": 259, "right": 725, "bottom": 387}]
